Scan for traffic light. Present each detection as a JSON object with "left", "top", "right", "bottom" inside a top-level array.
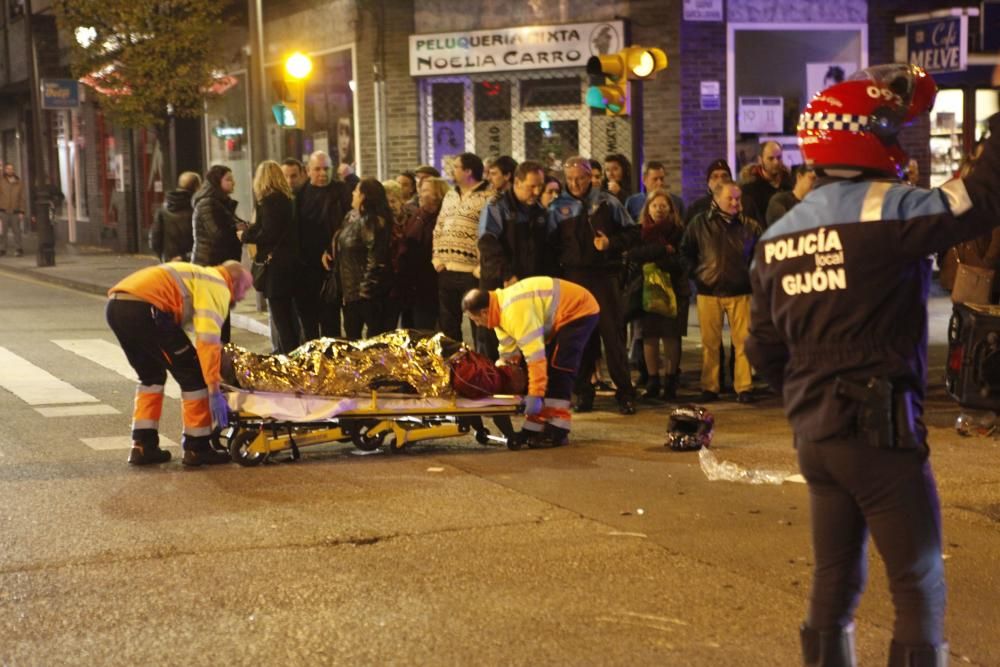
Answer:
[
  {"left": 273, "top": 52, "right": 312, "bottom": 128},
  {"left": 586, "top": 46, "right": 668, "bottom": 115}
]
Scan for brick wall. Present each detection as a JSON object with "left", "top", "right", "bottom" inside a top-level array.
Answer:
[
  {"left": 379, "top": 0, "right": 419, "bottom": 178},
  {"left": 632, "top": 0, "right": 683, "bottom": 199},
  {"left": 678, "top": 17, "right": 727, "bottom": 204}
]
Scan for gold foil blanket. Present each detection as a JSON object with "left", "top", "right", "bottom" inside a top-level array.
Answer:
[{"left": 223, "top": 330, "right": 463, "bottom": 397}]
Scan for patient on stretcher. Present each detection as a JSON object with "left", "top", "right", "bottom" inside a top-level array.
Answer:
[{"left": 222, "top": 329, "right": 526, "bottom": 399}]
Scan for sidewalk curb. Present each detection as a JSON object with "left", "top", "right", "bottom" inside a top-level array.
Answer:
[{"left": 0, "top": 260, "right": 269, "bottom": 337}]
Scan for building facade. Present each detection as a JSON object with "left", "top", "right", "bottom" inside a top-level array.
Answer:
[{"left": 2, "top": 0, "right": 997, "bottom": 255}]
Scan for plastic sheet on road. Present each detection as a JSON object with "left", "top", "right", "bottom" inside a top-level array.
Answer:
[{"left": 699, "top": 447, "right": 794, "bottom": 485}]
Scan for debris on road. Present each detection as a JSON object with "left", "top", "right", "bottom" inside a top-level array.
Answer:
[{"left": 699, "top": 447, "right": 792, "bottom": 485}]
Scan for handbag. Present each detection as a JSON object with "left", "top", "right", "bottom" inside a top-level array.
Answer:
[
  {"left": 250, "top": 256, "right": 270, "bottom": 291},
  {"left": 951, "top": 260, "right": 995, "bottom": 305},
  {"left": 642, "top": 262, "right": 678, "bottom": 317}
]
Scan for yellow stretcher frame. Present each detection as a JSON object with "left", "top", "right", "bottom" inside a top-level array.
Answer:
[{"left": 222, "top": 389, "right": 523, "bottom": 466}]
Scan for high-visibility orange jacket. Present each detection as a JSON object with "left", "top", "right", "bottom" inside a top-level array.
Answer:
[
  {"left": 109, "top": 262, "right": 235, "bottom": 390},
  {"left": 487, "top": 277, "right": 599, "bottom": 396}
]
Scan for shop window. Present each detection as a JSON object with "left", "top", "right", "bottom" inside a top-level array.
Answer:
[
  {"left": 520, "top": 77, "right": 581, "bottom": 109},
  {"left": 474, "top": 81, "right": 511, "bottom": 121},
  {"left": 524, "top": 120, "right": 579, "bottom": 165},
  {"left": 975, "top": 89, "right": 1000, "bottom": 143},
  {"left": 930, "top": 89, "right": 963, "bottom": 187}
]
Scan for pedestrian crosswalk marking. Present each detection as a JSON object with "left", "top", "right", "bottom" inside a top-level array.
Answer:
[
  {"left": 0, "top": 346, "right": 100, "bottom": 406},
  {"left": 52, "top": 338, "right": 181, "bottom": 399},
  {"left": 35, "top": 405, "right": 120, "bottom": 417},
  {"left": 81, "top": 436, "right": 180, "bottom": 451}
]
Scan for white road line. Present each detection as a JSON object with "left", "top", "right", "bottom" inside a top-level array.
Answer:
[
  {"left": 52, "top": 339, "right": 181, "bottom": 399},
  {"left": 0, "top": 346, "right": 100, "bottom": 406},
  {"left": 35, "top": 405, "right": 120, "bottom": 417},
  {"left": 81, "top": 436, "right": 180, "bottom": 451}
]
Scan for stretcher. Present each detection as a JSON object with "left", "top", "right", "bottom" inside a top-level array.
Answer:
[{"left": 220, "top": 386, "right": 524, "bottom": 466}]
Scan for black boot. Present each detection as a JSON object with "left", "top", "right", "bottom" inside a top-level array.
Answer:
[
  {"left": 128, "top": 430, "right": 170, "bottom": 465},
  {"left": 887, "top": 640, "right": 949, "bottom": 667},
  {"left": 127, "top": 441, "right": 171, "bottom": 465},
  {"left": 182, "top": 435, "right": 231, "bottom": 467},
  {"left": 642, "top": 376, "right": 662, "bottom": 401},
  {"left": 800, "top": 623, "right": 856, "bottom": 667},
  {"left": 663, "top": 373, "right": 679, "bottom": 400}
]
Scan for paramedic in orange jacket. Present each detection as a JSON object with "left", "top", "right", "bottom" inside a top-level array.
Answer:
[
  {"left": 463, "top": 276, "right": 599, "bottom": 447},
  {"left": 106, "top": 260, "right": 253, "bottom": 466}
]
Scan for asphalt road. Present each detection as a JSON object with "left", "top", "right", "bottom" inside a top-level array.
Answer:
[{"left": 0, "top": 272, "right": 997, "bottom": 666}]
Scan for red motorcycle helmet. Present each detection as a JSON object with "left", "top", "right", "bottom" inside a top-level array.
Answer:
[{"left": 798, "top": 64, "right": 937, "bottom": 178}]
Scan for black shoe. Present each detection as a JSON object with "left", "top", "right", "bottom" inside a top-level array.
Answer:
[
  {"left": 737, "top": 392, "right": 755, "bottom": 404},
  {"left": 698, "top": 390, "right": 719, "bottom": 403},
  {"left": 517, "top": 429, "right": 547, "bottom": 448},
  {"left": 127, "top": 443, "right": 171, "bottom": 465},
  {"left": 663, "top": 374, "right": 679, "bottom": 400},
  {"left": 14, "top": 249, "right": 22, "bottom": 257},
  {"left": 182, "top": 447, "right": 231, "bottom": 466},
  {"left": 574, "top": 395, "right": 594, "bottom": 413},
  {"left": 642, "top": 377, "right": 662, "bottom": 401},
  {"left": 887, "top": 639, "right": 948, "bottom": 667},
  {"left": 541, "top": 424, "right": 570, "bottom": 448},
  {"left": 618, "top": 396, "right": 637, "bottom": 415}
]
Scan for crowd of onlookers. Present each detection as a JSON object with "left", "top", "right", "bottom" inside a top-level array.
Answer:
[{"left": 148, "top": 142, "right": 816, "bottom": 415}]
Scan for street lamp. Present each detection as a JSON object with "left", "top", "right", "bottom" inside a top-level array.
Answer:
[{"left": 284, "top": 52, "right": 312, "bottom": 80}]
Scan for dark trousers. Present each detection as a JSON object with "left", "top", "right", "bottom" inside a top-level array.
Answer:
[
  {"left": 796, "top": 436, "right": 945, "bottom": 646},
  {"left": 546, "top": 314, "right": 599, "bottom": 402},
  {"left": 567, "top": 271, "right": 634, "bottom": 400},
  {"left": 380, "top": 296, "right": 402, "bottom": 334},
  {"left": 400, "top": 300, "right": 438, "bottom": 331},
  {"left": 268, "top": 297, "right": 301, "bottom": 354},
  {"left": 438, "top": 270, "right": 478, "bottom": 344},
  {"left": 295, "top": 274, "right": 341, "bottom": 340}
]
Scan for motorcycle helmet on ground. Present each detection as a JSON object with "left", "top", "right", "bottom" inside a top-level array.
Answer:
[
  {"left": 665, "top": 404, "right": 714, "bottom": 451},
  {"left": 798, "top": 64, "right": 937, "bottom": 179}
]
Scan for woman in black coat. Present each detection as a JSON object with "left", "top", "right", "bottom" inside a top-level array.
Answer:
[
  {"left": 331, "top": 178, "right": 393, "bottom": 339},
  {"left": 192, "top": 164, "right": 246, "bottom": 343},
  {"left": 241, "top": 160, "right": 300, "bottom": 353}
]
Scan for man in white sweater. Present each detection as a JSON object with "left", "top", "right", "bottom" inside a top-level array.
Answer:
[{"left": 432, "top": 152, "right": 492, "bottom": 343}]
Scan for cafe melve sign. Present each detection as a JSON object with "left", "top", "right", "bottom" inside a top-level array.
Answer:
[
  {"left": 906, "top": 14, "right": 968, "bottom": 74},
  {"left": 410, "top": 21, "right": 625, "bottom": 76}
]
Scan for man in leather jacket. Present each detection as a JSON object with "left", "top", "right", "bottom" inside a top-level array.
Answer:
[
  {"left": 680, "top": 180, "right": 762, "bottom": 403},
  {"left": 149, "top": 171, "right": 201, "bottom": 262}
]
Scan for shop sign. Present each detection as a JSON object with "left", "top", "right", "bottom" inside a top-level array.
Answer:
[
  {"left": 906, "top": 15, "right": 968, "bottom": 74},
  {"left": 683, "top": 0, "right": 723, "bottom": 22},
  {"left": 410, "top": 21, "right": 625, "bottom": 76},
  {"left": 474, "top": 121, "right": 512, "bottom": 160},
  {"left": 41, "top": 79, "right": 80, "bottom": 109},
  {"left": 213, "top": 126, "right": 244, "bottom": 138},
  {"left": 700, "top": 80, "right": 720, "bottom": 111},
  {"left": 590, "top": 116, "right": 632, "bottom": 164},
  {"left": 739, "top": 97, "right": 784, "bottom": 134}
]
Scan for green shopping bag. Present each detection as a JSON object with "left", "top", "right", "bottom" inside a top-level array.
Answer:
[{"left": 642, "top": 262, "right": 677, "bottom": 317}]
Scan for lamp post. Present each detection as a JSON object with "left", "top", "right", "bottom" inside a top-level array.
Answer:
[{"left": 26, "top": 0, "right": 55, "bottom": 266}]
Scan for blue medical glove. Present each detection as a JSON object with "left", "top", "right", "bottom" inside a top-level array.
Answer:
[
  {"left": 210, "top": 391, "right": 230, "bottom": 429},
  {"left": 524, "top": 395, "right": 544, "bottom": 417}
]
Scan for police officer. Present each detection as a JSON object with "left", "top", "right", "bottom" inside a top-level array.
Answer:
[
  {"left": 747, "top": 65, "right": 1000, "bottom": 666},
  {"left": 550, "top": 155, "right": 639, "bottom": 415}
]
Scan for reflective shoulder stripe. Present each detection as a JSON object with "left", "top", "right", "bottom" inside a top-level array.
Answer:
[
  {"left": 164, "top": 265, "right": 195, "bottom": 324},
  {"left": 860, "top": 182, "right": 892, "bottom": 222},
  {"left": 194, "top": 308, "right": 225, "bottom": 327},
  {"left": 940, "top": 178, "right": 973, "bottom": 216}
]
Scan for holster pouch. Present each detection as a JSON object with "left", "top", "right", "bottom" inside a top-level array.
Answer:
[{"left": 834, "top": 376, "right": 919, "bottom": 449}]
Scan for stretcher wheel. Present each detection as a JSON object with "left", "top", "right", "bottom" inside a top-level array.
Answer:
[
  {"left": 229, "top": 429, "right": 267, "bottom": 467},
  {"left": 474, "top": 428, "right": 490, "bottom": 445},
  {"left": 350, "top": 429, "right": 386, "bottom": 452}
]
